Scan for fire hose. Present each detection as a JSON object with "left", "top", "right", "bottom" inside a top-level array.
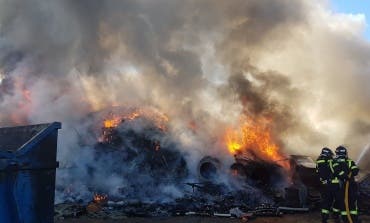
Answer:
[{"left": 344, "top": 172, "right": 352, "bottom": 223}]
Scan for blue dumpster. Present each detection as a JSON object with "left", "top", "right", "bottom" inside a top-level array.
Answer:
[{"left": 0, "top": 122, "right": 61, "bottom": 223}]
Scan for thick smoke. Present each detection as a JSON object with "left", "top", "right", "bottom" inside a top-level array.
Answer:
[{"left": 1, "top": 0, "right": 370, "bottom": 201}]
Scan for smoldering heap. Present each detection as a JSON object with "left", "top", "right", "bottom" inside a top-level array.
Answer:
[
  {"left": 55, "top": 107, "right": 293, "bottom": 219},
  {"left": 57, "top": 107, "right": 190, "bottom": 203},
  {"left": 0, "top": 0, "right": 370, "bottom": 215},
  {"left": 56, "top": 107, "right": 288, "bottom": 203}
]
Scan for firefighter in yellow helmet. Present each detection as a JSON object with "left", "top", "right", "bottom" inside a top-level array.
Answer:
[{"left": 333, "top": 146, "right": 360, "bottom": 223}]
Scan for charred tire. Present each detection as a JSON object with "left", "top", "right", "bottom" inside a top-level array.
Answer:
[{"left": 198, "top": 156, "right": 221, "bottom": 181}]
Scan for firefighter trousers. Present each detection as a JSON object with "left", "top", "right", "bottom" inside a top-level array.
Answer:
[
  {"left": 336, "top": 181, "right": 359, "bottom": 223},
  {"left": 345, "top": 181, "right": 359, "bottom": 223},
  {"left": 320, "top": 183, "right": 339, "bottom": 223}
]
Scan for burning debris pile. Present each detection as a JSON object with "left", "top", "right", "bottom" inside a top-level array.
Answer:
[
  {"left": 54, "top": 107, "right": 319, "bottom": 221},
  {"left": 57, "top": 108, "right": 189, "bottom": 203}
]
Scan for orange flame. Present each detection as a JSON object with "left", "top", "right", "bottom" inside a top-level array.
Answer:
[
  {"left": 103, "top": 116, "right": 123, "bottom": 128},
  {"left": 225, "top": 116, "right": 289, "bottom": 169},
  {"left": 93, "top": 193, "right": 108, "bottom": 204},
  {"left": 102, "top": 109, "right": 168, "bottom": 130},
  {"left": 99, "top": 108, "right": 169, "bottom": 143}
]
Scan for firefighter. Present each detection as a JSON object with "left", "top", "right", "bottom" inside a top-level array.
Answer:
[
  {"left": 316, "top": 147, "right": 338, "bottom": 223},
  {"left": 333, "top": 146, "right": 360, "bottom": 223}
]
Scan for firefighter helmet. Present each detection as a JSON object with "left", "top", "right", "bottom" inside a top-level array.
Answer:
[
  {"left": 320, "top": 147, "right": 333, "bottom": 157},
  {"left": 335, "top": 146, "right": 347, "bottom": 158}
]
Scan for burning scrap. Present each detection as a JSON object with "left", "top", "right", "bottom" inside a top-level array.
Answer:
[
  {"left": 52, "top": 107, "right": 323, "bottom": 219},
  {"left": 0, "top": 0, "right": 370, "bottom": 222},
  {"left": 225, "top": 116, "right": 291, "bottom": 170}
]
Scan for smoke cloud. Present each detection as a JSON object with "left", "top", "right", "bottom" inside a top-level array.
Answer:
[{"left": 1, "top": 0, "right": 370, "bottom": 201}]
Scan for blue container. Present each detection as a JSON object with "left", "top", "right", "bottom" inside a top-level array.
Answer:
[{"left": 0, "top": 122, "right": 61, "bottom": 223}]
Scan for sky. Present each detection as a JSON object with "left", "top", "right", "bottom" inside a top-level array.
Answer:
[{"left": 331, "top": 0, "right": 370, "bottom": 39}]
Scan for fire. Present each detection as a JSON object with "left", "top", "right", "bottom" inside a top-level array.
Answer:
[
  {"left": 102, "top": 108, "right": 168, "bottom": 130},
  {"left": 225, "top": 116, "right": 289, "bottom": 169},
  {"left": 103, "top": 111, "right": 142, "bottom": 128},
  {"left": 93, "top": 193, "right": 108, "bottom": 204},
  {"left": 103, "top": 116, "right": 123, "bottom": 128},
  {"left": 99, "top": 108, "right": 169, "bottom": 143},
  {"left": 225, "top": 129, "right": 243, "bottom": 153}
]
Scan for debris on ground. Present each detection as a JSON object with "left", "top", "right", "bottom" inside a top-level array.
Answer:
[{"left": 54, "top": 203, "right": 86, "bottom": 220}]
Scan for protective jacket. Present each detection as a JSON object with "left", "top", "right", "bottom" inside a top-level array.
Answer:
[
  {"left": 316, "top": 156, "right": 338, "bottom": 223},
  {"left": 316, "top": 156, "right": 334, "bottom": 185}
]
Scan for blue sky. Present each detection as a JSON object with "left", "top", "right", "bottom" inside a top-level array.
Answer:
[{"left": 331, "top": 0, "right": 370, "bottom": 39}]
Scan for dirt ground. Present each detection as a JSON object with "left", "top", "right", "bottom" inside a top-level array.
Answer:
[{"left": 56, "top": 212, "right": 370, "bottom": 223}]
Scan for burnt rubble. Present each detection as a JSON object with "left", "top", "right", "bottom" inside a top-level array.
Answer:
[
  {"left": 55, "top": 173, "right": 370, "bottom": 221},
  {"left": 56, "top": 190, "right": 313, "bottom": 221},
  {"left": 55, "top": 195, "right": 277, "bottom": 221}
]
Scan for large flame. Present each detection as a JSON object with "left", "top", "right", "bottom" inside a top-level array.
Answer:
[{"left": 225, "top": 116, "right": 289, "bottom": 169}]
